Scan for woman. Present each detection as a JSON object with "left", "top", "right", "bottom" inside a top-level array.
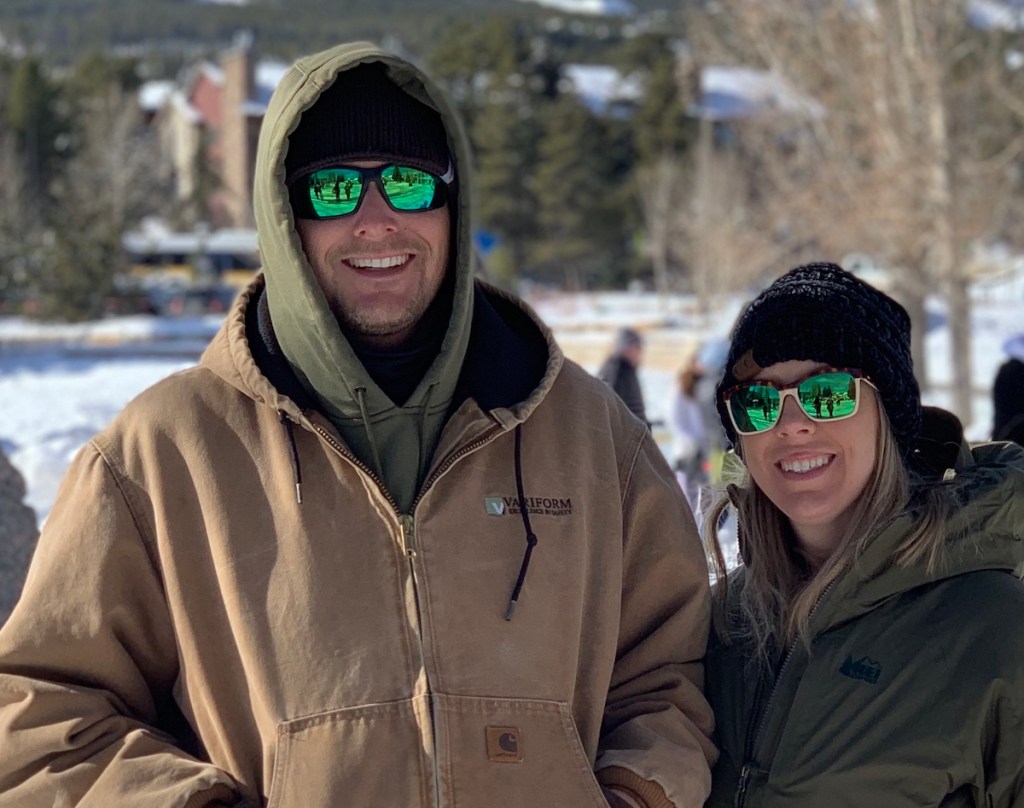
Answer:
[
  {"left": 703, "top": 262, "right": 1024, "bottom": 807},
  {"left": 669, "top": 354, "right": 710, "bottom": 510}
]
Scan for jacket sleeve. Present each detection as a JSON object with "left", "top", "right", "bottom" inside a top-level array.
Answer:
[
  {"left": 594, "top": 429, "right": 717, "bottom": 808},
  {"left": 0, "top": 442, "right": 241, "bottom": 807},
  {"left": 981, "top": 684, "right": 1024, "bottom": 808}
]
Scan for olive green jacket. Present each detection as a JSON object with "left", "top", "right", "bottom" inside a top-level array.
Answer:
[{"left": 706, "top": 439, "right": 1024, "bottom": 808}]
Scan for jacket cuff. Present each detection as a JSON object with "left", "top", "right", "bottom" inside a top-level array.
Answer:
[
  {"left": 181, "top": 783, "right": 243, "bottom": 808},
  {"left": 597, "top": 765, "right": 674, "bottom": 808}
]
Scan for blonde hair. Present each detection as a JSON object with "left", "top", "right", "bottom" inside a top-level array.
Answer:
[{"left": 704, "top": 403, "right": 955, "bottom": 664}]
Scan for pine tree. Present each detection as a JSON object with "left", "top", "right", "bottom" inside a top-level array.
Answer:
[
  {"left": 6, "top": 56, "right": 64, "bottom": 222},
  {"left": 530, "top": 95, "right": 626, "bottom": 290}
]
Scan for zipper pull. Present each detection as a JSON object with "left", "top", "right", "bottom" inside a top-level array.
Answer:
[
  {"left": 735, "top": 764, "right": 752, "bottom": 808},
  {"left": 399, "top": 514, "right": 417, "bottom": 558}
]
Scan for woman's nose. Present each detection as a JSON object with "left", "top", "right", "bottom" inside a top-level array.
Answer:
[{"left": 775, "top": 394, "right": 814, "bottom": 435}]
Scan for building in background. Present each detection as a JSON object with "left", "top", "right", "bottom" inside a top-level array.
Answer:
[{"left": 140, "top": 32, "right": 288, "bottom": 229}]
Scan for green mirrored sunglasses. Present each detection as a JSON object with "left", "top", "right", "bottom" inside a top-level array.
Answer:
[
  {"left": 723, "top": 368, "right": 875, "bottom": 435},
  {"left": 290, "top": 162, "right": 453, "bottom": 220}
]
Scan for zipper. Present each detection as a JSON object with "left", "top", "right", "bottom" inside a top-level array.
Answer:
[
  {"left": 409, "top": 425, "right": 503, "bottom": 510},
  {"left": 308, "top": 422, "right": 438, "bottom": 799},
  {"left": 309, "top": 417, "right": 503, "bottom": 808},
  {"left": 309, "top": 422, "right": 402, "bottom": 512},
  {"left": 735, "top": 764, "right": 752, "bottom": 808},
  {"left": 399, "top": 513, "right": 418, "bottom": 559},
  {"left": 736, "top": 569, "right": 847, "bottom": 807},
  {"left": 399, "top": 514, "right": 441, "bottom": 807}
]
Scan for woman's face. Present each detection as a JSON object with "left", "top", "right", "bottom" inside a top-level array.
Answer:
[{"left": 738, "top": 359, "right": 880, "bottom": 566}]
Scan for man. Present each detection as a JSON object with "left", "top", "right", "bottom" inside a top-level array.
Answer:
[
  {"left": 993, "top": 332, "right": 1024, "bottom": 444},
  {"left": 0, "top": 43, "right": 714, "bottom": 807},
  {"left": 598, "top": 326, "right": 650, "bottom": 426}
]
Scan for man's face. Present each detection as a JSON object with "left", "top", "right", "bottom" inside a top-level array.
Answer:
[
  {"left": 623, "top": 343, "right": 643, "bottom": 367},
  {"left": 295, "top": 160, "right": 451, "bottom": 349}
]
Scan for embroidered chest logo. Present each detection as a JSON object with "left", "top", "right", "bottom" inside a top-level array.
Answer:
[
  {"left": 484, "top": 496, "right": 574, "bottom": 518},
  {"left": 839, "top": 655, "right": 882, "bottom": 684}
]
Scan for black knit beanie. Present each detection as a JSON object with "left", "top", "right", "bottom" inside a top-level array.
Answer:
[
  {"left": 716, "top": 262, "right": 921, "bottom": 458},
  {"left": 285, "top": 61, "right": 451, "bottom": 185}
]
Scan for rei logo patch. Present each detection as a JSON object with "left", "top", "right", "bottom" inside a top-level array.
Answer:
[
  {"left": 839, "top": 655, "right": 882, "bottom": 684},
  {"left": 485, "top": 726, "right": 524, "bottom": 763}
]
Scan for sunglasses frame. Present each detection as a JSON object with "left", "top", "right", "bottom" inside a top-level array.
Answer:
[
  {"left": 723, "top": 367, "right": 875, "bottom": 436},
  {"left": 291, "top": 161, "right": 454, "bottom": 220}
]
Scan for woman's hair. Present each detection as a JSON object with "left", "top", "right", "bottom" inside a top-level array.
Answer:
[
  {"left": 677, "top": 359, "right": 700, "bottom": 398},
  {"left": 704, "top": 400, "right": 954, "bottom": 665}
]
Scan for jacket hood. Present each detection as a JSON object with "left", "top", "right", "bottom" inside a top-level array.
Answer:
[
  {"left": 251, "top": 42, "right": 477, "bottom": 511},
  {"left": 812, "top": 437, "right": 1024, "bottom": 635}
]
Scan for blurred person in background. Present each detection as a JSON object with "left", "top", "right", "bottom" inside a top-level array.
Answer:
[
  {"left": 0, "top": 41, "right": 715, "bottom": 808},
  {"left": 0, "top": 446, "right": 37, "bottom": 627},
  {"left": 702, "top": 263, "right": 1024, "bottom": 807},
  {"left": 598, "top": 326, "right": 650, "bottom": 427},
  {"left": 992, "top": 332, "right": 1024, "bottom": 444},
  {"left": 668, "top": 353, "right": 710, "bottom": 511}
]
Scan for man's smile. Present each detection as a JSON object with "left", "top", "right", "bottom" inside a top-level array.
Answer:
[{"left": 345, "top": 254, "right": 413, "bottom": 271}]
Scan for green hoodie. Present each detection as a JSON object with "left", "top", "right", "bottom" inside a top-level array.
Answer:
[
  {"left": 253, "top": 42, "right": 475, "bottom": 512},
  {"left": 706, "top": 437, "right": 1024, "bottom": 808}
]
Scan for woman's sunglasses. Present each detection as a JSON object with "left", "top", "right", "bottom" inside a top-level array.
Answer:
[
  {"left": 289, "top": 162, "right": 453, "bottom": 220},
  {"left": 722, "top": 368, "right": 875, "bottom": 435}
]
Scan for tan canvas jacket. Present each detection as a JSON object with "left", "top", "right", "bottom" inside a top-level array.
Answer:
[{"left": 0, "top": 277, "right": 715, "bottom": 807}]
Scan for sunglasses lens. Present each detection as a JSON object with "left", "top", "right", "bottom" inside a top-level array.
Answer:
[
  {"left": 304, "top": 167, "right": 363, "bottom": 218},
  {"left": 380, "top": 165, "right": 445, "bottom": 211},
  {"left": 729, "top": 383, "right": 782, "bottom": 434},
  {"left": 295, "top": 165, "right": 446, "bottom": 219},
  {"left": 796, "top": 371, "right": 859, "bottom": 420}
]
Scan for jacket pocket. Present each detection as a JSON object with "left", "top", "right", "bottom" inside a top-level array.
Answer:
[
  {"left": 434, "top": 694, "right": 608, "bottom": 807},
  {"left": 265, "top": 696, "right": 434, "bottom": 807}
]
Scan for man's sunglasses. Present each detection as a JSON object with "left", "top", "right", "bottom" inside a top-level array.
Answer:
[
  {"left": 289, "top": 163, "right": 453, "bottom": 220},
  {"left": 722, "top": 368, "right": 875, "bottom": 435}
]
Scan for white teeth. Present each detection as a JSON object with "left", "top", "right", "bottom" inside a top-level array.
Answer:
[
  {"left": 349, "top": 255, "right": 409, "bottom": 269},
  {"left": 780, "top": 456, "right": 830, "bottom": 473}
]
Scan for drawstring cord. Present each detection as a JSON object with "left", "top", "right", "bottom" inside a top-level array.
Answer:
[
  {"left": 416, "top": 382, "right": 438, "bottom": 486},
  {"left": 505, "top": 424, "right": 538, "bottom": 621},
  {"left": 354, "top": 387, "right": 385, "bottom": 482},
  {"left": 279, "top": 411, "right": 303, "bottom": 504}
]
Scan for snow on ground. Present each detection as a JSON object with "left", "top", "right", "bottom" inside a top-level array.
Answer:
[{"left": 1, "top": 286, "right": 1022, "bottom": 546}]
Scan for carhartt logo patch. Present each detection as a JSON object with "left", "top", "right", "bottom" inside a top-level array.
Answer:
[
  {"left": 483, "top": 495, "right": 574, "bottom": 518},
  {"left": 486, "top": 726, "right": 523, "bottom": 763},
  {"left": 839, "top": 655, "right": 881, "bottom": 684}
]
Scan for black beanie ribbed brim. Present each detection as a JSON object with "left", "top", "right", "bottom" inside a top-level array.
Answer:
[{"left": 285, "top": 61, "right": 451, "bottom": 185}]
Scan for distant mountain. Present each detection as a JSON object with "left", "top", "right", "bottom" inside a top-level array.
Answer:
[{"left": 0, "top": 0, "right": 683, "bottom": 66}]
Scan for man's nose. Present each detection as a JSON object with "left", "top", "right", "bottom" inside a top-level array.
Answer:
[{"left": 351, "top": 182, "right": 398, "bottom": 236}]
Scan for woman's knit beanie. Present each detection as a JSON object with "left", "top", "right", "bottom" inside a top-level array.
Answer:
[{"left": 715, "top": 262, "right": 921, "bottom": 457}]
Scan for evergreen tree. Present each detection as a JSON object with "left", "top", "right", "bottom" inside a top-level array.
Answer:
[
  {"left": 530, "top": 95, "right": 626, "bottom": 289},
  {"left": 6, "top": 56, "right": 65, "bottom": 222},
  {"left": 473, "top": 95, "right": 541, "bottom": 288},
  {"left": 627, "top": 35, "right": 696, "bottom": 165},
  {"left": 616, "top": 33, "right": 698, "bottom": 292},
  {"left": 32, "top": 56, "right": 164, "bottom": 320}
]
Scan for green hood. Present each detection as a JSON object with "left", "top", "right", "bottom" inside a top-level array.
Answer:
[
  {"left": 253, "top": 42, "right": 476, "bottom": 512},
  {"left": 812, "top": 438, "right": 1024, "bottom": 634}
]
